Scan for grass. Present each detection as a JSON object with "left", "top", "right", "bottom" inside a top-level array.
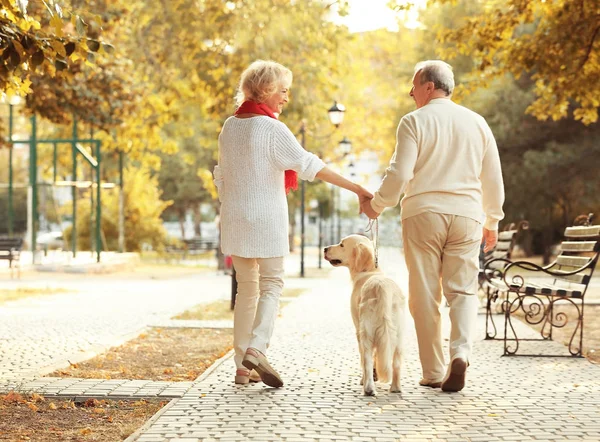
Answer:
[
  {"left": 172, "top": 288, "right": 309, "bottom": 321},
  {"left": 0, "top": 287, "right": 70, "bottom": 305},
  {"left": 173, "top": 299, "right": 233, "bottom": 321}
]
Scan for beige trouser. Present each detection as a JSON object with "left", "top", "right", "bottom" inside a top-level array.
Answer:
[
  {"left": 402, "top": 212, "right": 482, "bottom": 382},
  {"left": 231, "top": 256, "right": 285, "bottom": 369}
]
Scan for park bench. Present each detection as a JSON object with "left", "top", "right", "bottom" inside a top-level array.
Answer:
[
  {"left": 480, "top": 220, "right": 529, "bottom": 340},
  {"left": 0, "top": 237, "right": 23, "bottom": 279},
  {"left": 483, "top": 218, "right": 599, "bottom": 357},
  {"left": 164, "top": 237, "right": 218, "bottom": 258}
]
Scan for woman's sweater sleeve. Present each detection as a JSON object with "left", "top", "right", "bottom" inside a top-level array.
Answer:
[{"left": 270, "top": 122, "right": 325, "bottom": 181}]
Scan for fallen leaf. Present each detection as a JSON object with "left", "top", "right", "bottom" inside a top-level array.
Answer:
[
  {"left": 84, "top": 398, "right": 99, "bottom": 408},
  {"left": 31, "top": 393, "right": 45, "bottom": 403},
  {"left": 3, "top": 392, "right": 25, "bottom": 404},
  {"left": 48, "top": 402, "right": 57, "bottom": 410},
  {"left": 80, "top": 428, "right": 92, "bottom": 435},
  {"left": 27, "top": 403, "right": 39, "bottom": 412}
]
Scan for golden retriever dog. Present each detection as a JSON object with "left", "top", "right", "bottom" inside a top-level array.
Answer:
[{"left": 324, "top": 235, "right": 406, "bottom": 396}]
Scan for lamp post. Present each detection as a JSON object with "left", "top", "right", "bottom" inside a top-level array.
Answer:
[
  {"left": 336, "top": 137, "right": 352, "bottom": 241},
  {"left": 299, "top": 101, "right": 346, "bottom": 277}
]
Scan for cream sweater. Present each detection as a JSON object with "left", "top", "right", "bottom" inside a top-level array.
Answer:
[
  {"left": 214, "top": 116, "right": 325, "bottom": 258},
  {"left": 371, "top": 98, "right": 505, "bottom": 230}
]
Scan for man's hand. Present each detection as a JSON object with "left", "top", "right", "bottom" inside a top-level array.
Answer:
[
  {"left": 360, "top": 198, "right": 380, "bottom": 219},
  {"left": 482, "top": 228, "right": 498, "bottom": 253}
]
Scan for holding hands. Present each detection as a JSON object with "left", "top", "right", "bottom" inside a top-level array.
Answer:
[{"left": 356, "top": 187, "right": 380, "bottom": 220}]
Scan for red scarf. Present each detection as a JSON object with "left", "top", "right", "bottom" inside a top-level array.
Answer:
[{"left": 234, "top": 100, "right": 298, "bottom": 194}]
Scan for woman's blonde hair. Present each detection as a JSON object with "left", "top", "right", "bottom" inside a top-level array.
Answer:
[{"left": 235, "top": 60, "right": 293, "bottom": 106}]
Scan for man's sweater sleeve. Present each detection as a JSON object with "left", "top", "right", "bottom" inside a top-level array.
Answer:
[
  {"left": 371, "top": 116, "right": 418, "bottom": 213},
  {"left": 480, "top": 125, "right": 505, "bottom": 230}
]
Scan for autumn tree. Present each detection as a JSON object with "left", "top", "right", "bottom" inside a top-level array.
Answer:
[{"left": 390, "top": 0, "right": 600, "bottom": 124}]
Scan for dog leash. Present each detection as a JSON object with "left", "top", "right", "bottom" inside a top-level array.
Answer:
[{"left": 365, "top": 218, "right": 379, "bottom": 268}]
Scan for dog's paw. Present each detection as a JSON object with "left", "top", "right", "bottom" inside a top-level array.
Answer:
[
  {"left": 389, "top": 385, "right": 401, "bottom": 393},
  {"left": 363, "top": 381, "right": 377, "bottom": 396}
]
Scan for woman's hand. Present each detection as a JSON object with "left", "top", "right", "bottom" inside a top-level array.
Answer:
[{"left": 356, "top": 185, "right": 373, "bottom": 200}]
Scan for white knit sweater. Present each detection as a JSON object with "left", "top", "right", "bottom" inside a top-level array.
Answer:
[
  {"left": 371, "top": 98, "right": 505, "bottom": 230},
  {"left": 214, "top": 116, "right": 325, "bottom": 258}
]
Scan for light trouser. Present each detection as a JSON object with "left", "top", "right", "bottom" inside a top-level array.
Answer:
[
  {"left": 402, "top": 212, "right": 482, "bottom": 383},
  {"left": 231, "top": 256, "right": 285, "bottom": 369}
]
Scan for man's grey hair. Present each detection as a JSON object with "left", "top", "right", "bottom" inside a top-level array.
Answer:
[{"left": 414, "top": 60, "right": 455, "bottom": 96}]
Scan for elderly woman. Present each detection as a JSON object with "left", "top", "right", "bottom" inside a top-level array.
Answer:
[{"left": 214, "top": 60, "right": 371, "bottom": 387}]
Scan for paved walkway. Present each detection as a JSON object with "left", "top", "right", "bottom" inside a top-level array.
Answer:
[
  {"left": 2, "top": 249, "right": 600, "bottom": 440},
  {"left": 0, "top": 271, "right": 232, "bottom": 380},
  {"left": 129, "top": 250, "right": 600, "bottom": 442}
]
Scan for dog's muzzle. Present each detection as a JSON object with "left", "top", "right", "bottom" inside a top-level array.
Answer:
[{"left": 324, "top": 254, "right": 342, "bottom": 266}]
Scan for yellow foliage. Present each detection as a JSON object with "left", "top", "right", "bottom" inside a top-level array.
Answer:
[{"left": 432, "top": 0, "right": 600, "bottom": 124}]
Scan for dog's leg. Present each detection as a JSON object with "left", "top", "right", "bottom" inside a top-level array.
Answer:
[
  {"left": 372, "top": 349, "right": 378, "bottom": 382},
  {"left": 357, "top": 333, "right": 365, "bottom": 386},
  {"left": 390, "top": 347, "right": 402, "bottom": 393},
  {"left": 361, "top": 341, "right": 376, "bottom": 396}
]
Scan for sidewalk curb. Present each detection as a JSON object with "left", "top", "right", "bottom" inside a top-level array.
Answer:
[
  {"left": 122, "top": 397, "right": 179, "bottom": 442},
  {"left": 124, "top": 348, "right": 235, "bottom": 442}
]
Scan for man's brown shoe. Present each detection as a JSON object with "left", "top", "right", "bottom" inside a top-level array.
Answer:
[
  {"left": 441, "top": 358, "right": 468, "bottom": 392},
  {"left": 242, "top": 348, "right": 283, "bottom": 388}
]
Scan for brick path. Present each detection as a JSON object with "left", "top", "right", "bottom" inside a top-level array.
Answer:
[
  {"left": 129, "top": 251, "right": 600, "bottom": 442},
  {"left": 2, "top": 249, "right": 599, "bottom": 441},
  {"left": 0, "top": 272, "right": 230, "bottom": 380}
]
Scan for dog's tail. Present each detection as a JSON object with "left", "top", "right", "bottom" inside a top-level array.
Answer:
[{"left": 370, "top": 278, "right": 397, "bottom": 384}]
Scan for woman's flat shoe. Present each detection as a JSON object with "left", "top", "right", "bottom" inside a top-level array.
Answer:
[
  {"left": 234, "top": 368, "right": 261, "bottom": 384},
  {"left": 242, "top": 348, "right": 283, "bottom": 388}
]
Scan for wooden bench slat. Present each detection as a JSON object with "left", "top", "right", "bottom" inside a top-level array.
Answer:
[
  {"left": 564, "top": 226, "right": 600, "bottom": 238},
  {"left": 495, "top": 242, "right": 511, "bottom": 251},
  {"left": 561, "top": 241, "right": 598, "bottom": 252},
  {"left": 555, "top": 255, "right": 592, "bottom": 267},
  {"left": 553, "top": 272, "right": 590, "bottom": 284},
  {"left": 511, "top": 281, "right": 583, "bottom": 298},
  {"left": 498, "top": 230, "right": 517, "bottom": 241}
]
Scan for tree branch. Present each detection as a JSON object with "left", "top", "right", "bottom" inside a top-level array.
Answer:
[{"left": 579, "top": 24, "right": 600, "bottom": 70}]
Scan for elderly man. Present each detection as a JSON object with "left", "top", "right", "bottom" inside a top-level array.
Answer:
[{"left": 361, "top": 60, "right": 505, "bottom": 392}]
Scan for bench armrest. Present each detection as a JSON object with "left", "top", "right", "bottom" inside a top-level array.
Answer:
[
  {"left": 482, "top": 257, "right": 513, "bottom": 282},
  {"left": 504, "top": 259, "right": 593, "bottom": 279}
]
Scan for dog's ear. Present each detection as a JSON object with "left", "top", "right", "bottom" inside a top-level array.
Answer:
[{"left": 350, "top": 243, "right": 375, "bottom": 273}]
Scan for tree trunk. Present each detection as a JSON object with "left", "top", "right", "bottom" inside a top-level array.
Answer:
[
  {"left": 192, "top": 205, "right": 202, "bottom": 237},
  {"left": 178, "top": 211, "right": 185, "bottom": 239}
]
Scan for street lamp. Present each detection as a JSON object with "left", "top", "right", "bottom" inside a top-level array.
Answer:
[
  {"left": 299, "top": 101, "right": 346, "bottom": 278},
  {"left": 339, "top": 136, "right": 352, "bottom": 157},
  {"left": 327, "top": 101, "right": 346, "bottom": 128}
]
